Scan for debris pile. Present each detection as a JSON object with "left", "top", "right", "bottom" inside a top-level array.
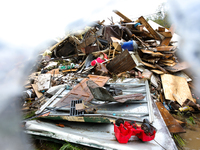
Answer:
[{"left": 22, "top": 10, "right": 197, "bottom": 150}]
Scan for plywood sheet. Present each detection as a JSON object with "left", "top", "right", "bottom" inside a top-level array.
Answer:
[
  {"left": 156, "top": 102, "right": 186, "bottom": 133},
  {"left": 161, "top": 74, "right": 194, "bottom": 106}
]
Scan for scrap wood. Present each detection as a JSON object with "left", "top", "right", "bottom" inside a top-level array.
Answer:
[
  {"left": 113, "top": 10, "right": 132, "bottom": 23},
  {"left": 161, "top": 74, "right": 194, "bottom": 106},
  {"left": 164, "top": 62, "right": 190, "bottom": 73},
  {"left": 141, "top": 61, "right": 156, "bottom": 69},
  {"left": 106, "top": 50, "right": 136, "bottom": 74},
  {"left": 140, "top": 49, "right": 164, "bottom": 57},
  {"left": 155, "top": 64, "right": 168, "bottom": 74},
  {"left": 31, "top": 84, "right": 43, "bottom": 98},
  {"left": 156, "top": 46, "right": 175, "bottom": 52},
  {"left": 138, "top": 16, "right": 162, "bottom": 41},
  {"left": 151, "top": 70, "right": 164, "bottom": 75},
  {"left": 156, "top": 102, "right": 186, "bottom": 133}
]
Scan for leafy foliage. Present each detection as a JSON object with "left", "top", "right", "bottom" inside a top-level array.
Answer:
[{"left": 147, "top": 3, "right": 171, "bottom": 28}]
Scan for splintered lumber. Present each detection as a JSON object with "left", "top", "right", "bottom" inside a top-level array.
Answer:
[
  {"left": 156, "top": 46, "right": 174, "bottom": 52},
  {"left": 161, "top": 37, "right": 171, "bottom": 46},
  {"left": 106, "top": 50, "right": 136, "bottom": 74},
  {"left": 164, "top": 62, "right": 190, "bottom": 73},
  {"left": 151, "top": 70, "right": 164, "bottom": 75},
  {"left": 31, "top": 84, "right": 43, "bottom": 98},
  {"left": 156, "top": 102, "right": 186, "bottom": 133},
  {"left": 113, "top": 10, "right": 132, "bottom": 23},
  {"left": 77, "top": 35, "right": 96, "bottom": 50},
  {"left": 161, "top": 74, "right": 194, "bottom": 106},
  {"left": 138, "top": 16, "right": 162, "bottom": 41},
  {"left": 141, "top": 49, "right": 164, "bottom": 57}
]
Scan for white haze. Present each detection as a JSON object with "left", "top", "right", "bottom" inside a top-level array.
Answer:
[{"left": 0, "top": 0, "right": 166, "bottom": 149}]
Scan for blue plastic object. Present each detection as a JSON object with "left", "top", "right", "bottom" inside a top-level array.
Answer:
[
  {"left": 134, "top": 22, "right": 141, "bottom": 28},
  {"left": 121, "top": 41, "right": 134, "bottom": 51}
]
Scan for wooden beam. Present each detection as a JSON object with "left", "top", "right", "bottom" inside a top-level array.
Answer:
[
  {"left": 138, "top": 16, "right": 162, "bottom": 41},
  {"left": 113, "top": 10, "right": 132, "bottom": 23},
  {"left": 156, "top": 102, "right": 186, "bottom": 133}
]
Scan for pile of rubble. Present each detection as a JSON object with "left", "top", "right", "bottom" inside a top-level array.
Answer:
[{"left": 22, "top": 10, "right": 198, "bottom": 150}]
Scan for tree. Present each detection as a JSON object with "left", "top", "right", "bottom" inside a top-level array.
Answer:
[{"left": 147, "top": 3, "right": 171, "bottom": 28}]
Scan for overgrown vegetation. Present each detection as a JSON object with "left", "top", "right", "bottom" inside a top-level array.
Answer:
[
  {"left": 147, "top": 3, "right": 171, "bottom": 28},
  {"left": 59, "top": 142, "right": 82, "bottom": 150}
]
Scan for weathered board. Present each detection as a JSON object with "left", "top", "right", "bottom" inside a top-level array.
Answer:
[
  {"left": 106, "top": 50, "right": 136, "bottom": 74},
  {"left": 31, "top": 84, "right": 43, "bottom": 98},
  {"left": 161, "top": 74, "right": 194, "bottom": 106},
  {"left": 138, "top": 16, "right": 162, "bottom": 41},
  {"left": 164, "top": 62, "right": 190, "bottom": 73},
  {"left": 156, "top": 102, "right": 186, "bottom": 133}
]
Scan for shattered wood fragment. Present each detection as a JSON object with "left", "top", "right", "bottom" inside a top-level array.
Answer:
[
  {"left": 164, "top": 62, "right": 190, "bottom": 73},
  {"left": 138, "top": 16, "right": 162, "bottom": 41},
  {"left": 159, "top": 32, "right": 172, "bottom": 38},
  {"left": 113, "top": 10, "right": 132, "bottom": 22},
  {"left": 81, "top": 46, "right": 99, "bottom": 54},
  {"left": 156, "top": 46, "right": 175, "bottom": 52},
  {"left": 106, "top": 50, "right": 136, "bottom": 74},
  {"left": 156, "top": 102, "right": 186, "bottom": 133},
  {"left": 158, "top": 27, "right": 165, "bottom": 32},
  {"left": 161, "top": 74, "right": 194, "bottom": 106},
  {"left": 62, "top": 69, "right": 78, "bottom": 73},
  {"left": 161, "top": 37, "right": 171, "bottom": 46},
  {"left": 141, "top": 49, "right": 164, "bottom": 57},
  {"left": 151, "top": 70, "right": 164, "bottom": 75},
  {"left": 142, "top": 58, "right": 160, "bottom": 64},
  {"left": 31, "top": 84, "right": 43, "bottom": 98},
  {"left": 155, "top": 64, "right": 168, "bottom": 74},
  {"left": 77, "top": 35, "right": 96, "bottom": 50},
  {"left": 141, "top": 61, "right": 156, "bottom": 69}
]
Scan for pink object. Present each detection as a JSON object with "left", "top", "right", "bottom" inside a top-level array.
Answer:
[{"left": 91, "top": 57, "right": 105, "bottom": 66}]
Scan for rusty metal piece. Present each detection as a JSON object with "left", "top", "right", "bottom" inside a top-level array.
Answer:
[
  {"left": 54, "top": 75, "right": 109, "bottom": 108},
  {"left": 106, "top": 50, "right": 136, "bottom": 74}
]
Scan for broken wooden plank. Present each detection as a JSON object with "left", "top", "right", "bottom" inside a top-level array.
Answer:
[
  {"left": 141, "top": 61, "right": 156, "bottom": 69},
  {"left": 161, "top": 74, "right": 194, "bottom": 106},
  {"left": 138, "top": 16, "right": 162, "bottom": 41},
  {"left": 151, "top": 70, "right": 164, "bottom": 75},
  {"left": 161, "top": 37, "right": 171, "bottom": 46},
  {"left": 156, "top": 102, "right": 186, "bottom": 133},
  {"left": 156, "top": 46, "right": 174, "bottom": 52},
  {"left": 159, "top": 32, "right": 172, "bottom": 38},
  {"left": 164, "top": 62, "right": 190, "bottom": 73},
  {"left": 77, "top": 35, "right": 96, "bottom": 50},
  {"left": 106, "top": 50, "right": 136, "bottom": 74},
  {"left": 141, "top": 49, "right": 164, "bottom": 57},
  {"left": 155, "top": 64, "right": 168, "bottom": 74},
  {"left": 32, "top": 84, "right": 43, "bottom": 98},
  {"left": 113, "top": 10, "right": 132, "bottom": 22}
]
